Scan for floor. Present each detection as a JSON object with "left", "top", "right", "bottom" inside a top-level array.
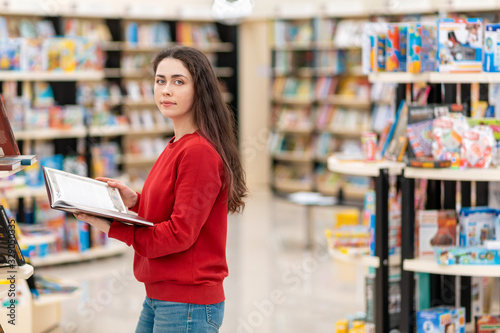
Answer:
[{"left": 37, "top": 188, "right": 365, "bottom": 333}]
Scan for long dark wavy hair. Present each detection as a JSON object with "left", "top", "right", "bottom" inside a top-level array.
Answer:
[{"left": 152, "top": 45, "right": 247, "bottom": 214}]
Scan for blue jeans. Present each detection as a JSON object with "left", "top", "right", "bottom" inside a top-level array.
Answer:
[{"left": 135, "top": 297, "right": 224, "bottom": 333}]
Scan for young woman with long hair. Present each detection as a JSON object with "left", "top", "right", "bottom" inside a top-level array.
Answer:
[{"left": 74, "top": 45, "right": 247, "bottom": 332}]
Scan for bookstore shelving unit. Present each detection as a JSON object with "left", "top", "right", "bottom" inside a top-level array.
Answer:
[
  {"left": 269, "top": 17, "right": 371, "bottom": 197},
  {"left": 327, "top": 155, "right": 404, "bottom": 333},
  {"left": 366, "top": 69, "right": 500, "bottom": 332}
]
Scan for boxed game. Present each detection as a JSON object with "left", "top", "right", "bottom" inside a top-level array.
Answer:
[
  {"left": 437, "top": 18, "right": 483, "bottom": 72},
  {"left": 484, "top": 24, "right": 500, "bottom": 72},
  {"left": 416, "top": 307, "right": 465, "bottom": 333},
  {"left": 386, "top": 23, "right": 407, "bottom": 72},
  {"left": 434, "top": 246, "right": 500, "bottom": 265},
  {"left": 459, "top": 207, "right": 496, "bottom": 246},
  {"left": 417, "top": 210, "right": 457, "bottom": 259},
  {"left": 476, "top": 315, "right": 500, "bottom": 332},
  {"left": 408, "top": 23, "right": 437, "bottom": 73}
]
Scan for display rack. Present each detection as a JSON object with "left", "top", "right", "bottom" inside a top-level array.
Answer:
[{"left": 327, "top": 155, "right": 402, "bottom": 333}]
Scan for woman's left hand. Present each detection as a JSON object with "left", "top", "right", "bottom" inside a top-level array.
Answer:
[{"left": 73, "top": 213, "right": 112, "bottom": 234}]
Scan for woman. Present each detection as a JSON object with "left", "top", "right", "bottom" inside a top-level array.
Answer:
[{"left": 74, "top": 45, "right": 247, "bottom": 332}]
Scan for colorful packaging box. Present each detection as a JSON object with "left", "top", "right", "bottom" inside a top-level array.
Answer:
[
  {"left": 417, "top": 307, "right": 466, "bottom": 333},
  {"left": 434, "top": 246, "right": 500, "bottom": 265},
  {"left": 476, "top": 314, "right": 500, "bottom": 332},
  {"left": 437, "top": 18, "right": 483, "bottom": 72},
  {"left": 386, "top": 24, "right": 408, "bottom": 72},
  {"left": 369, "top": 34, "right": 386, "bottom": 72},
  {"left": 408, "top": 23, "right": 437, "bottom": 73},
  {"left": 459, "top": 207, "right": 496, "bottom": 246},
  {"left": 417, "top": 210, "right": 457, "bottom": 259},
  {"left": 484, "top": 24, "right": 500, "bottom": 72}
]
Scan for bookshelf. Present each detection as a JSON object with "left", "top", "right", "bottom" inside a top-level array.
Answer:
[{"left": 269, "top": 17, "right": 370, "bottom": 197}]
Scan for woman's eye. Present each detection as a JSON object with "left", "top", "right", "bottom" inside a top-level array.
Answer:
[
  {"left": 174, "top": 80, "right": 183, "bottom": 85},
  {"left": 156, "top": 79, "right": 165, "bottom": 84}
]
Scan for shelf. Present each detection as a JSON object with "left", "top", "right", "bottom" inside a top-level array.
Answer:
[
  {"left": 369, "top": 72, "right": 500, "bottom": 83},
  {"left": 0, "top": 264, "right": 34, "bottom": 280},
  {"left": 327, "top": 156, "right": 405, "bottom": 177},
  {"left": 0, "top": 70, "right": 105, "bottom": 81},
  {"left": 33, "top": 289, "right": 81, "bottom": 307},
  {"left": 101, "top": 42, "right": 123, "bottom": 51},
  {"left": 179, "top": 42, "right": 234, "bottom": 53},
  {"left": 20, "top": 233, "right": 57, "bottom": 247},
  {"left": 126, "top": 125, "right": 175, "bottom": 136},
  {"left": 120, "top": 69, "right": 153, "bottom": 78},
  {"left": 368, "top": 72, "right": 429, "bottom": 83},
  {"left": 318, "top": 95, "right": 371, "bottom": 108},
  {"left": 404, "top": 258, "right": 500, "bottom": 277},
  {"left": 15, "top": 128, "right": 87, "bottom": 140},
  {"left": 122, "top": 44, "right": 174, "bottom": 53},
  {"left": 272, "top": 97, "right": 314, "bottom": 105},
  {"left": 404, "top": 167, "right": 500, "bottom": 182},
  {"left": 328, "top": 248, "right": 402, "bottom": 268},
  {"left": 88, "top": 125, "right": 131, "bottom": 137},
  {"left": 327, "top": 128, "right": 367, "bottom": 137},
  {"left": 2, "top": 186, "right": 46, "bottom": 200},
  {"left": 272, "top": 152, "right": 313, "bottom": 162},
  {"left": 30, "top": 241, "right": 128, "bottom": 268}
]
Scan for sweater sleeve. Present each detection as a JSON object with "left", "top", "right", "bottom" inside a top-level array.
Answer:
[{"left": 109, "top": 144, "right": 223, "bottom": 258}]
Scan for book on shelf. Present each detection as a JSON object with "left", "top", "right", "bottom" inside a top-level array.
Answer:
[
  {"left": 42, "top": 166, "right": 153, "bottom": 227},
  {"left": 0, "top": 96, "right": 21, "bottom": 156},
  {"left": 0, "top": 205, "right": 26, "bottom": 267}
]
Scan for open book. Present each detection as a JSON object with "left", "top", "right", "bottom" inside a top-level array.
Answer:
[{"left": 42, "top": 166, "right": 153, "bottom": 227}]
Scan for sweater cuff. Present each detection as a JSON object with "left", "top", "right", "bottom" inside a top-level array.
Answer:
[
  {"left": 129, "top": 192, "right": 141, "bottom": 213},
  {"left": 108, "top": 221, "right": 134, "bottom": 246}
]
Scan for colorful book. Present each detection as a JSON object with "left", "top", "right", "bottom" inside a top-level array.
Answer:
[{"left": 0, "top": 155, "right": 37, "bottom": 166}]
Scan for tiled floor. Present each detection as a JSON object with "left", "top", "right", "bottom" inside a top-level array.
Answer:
[{"left": 37, "top": 189, "right": 365, "bottom": 333}]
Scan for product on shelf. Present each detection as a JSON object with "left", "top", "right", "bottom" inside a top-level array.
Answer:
[
  {"left": 459, "top": 207, "right": 496, "bottom": 246},
  {"left": 437, "top": 18, "right": 483, "bottom": 73},
  {"left": 416, "top": 306, "right": 466, "bottom": 333},
  {"left": 0, "top": 205, "right": 25, "bottom": 266},
  {"left": 408, "top": 23, "right": 437, "bottom": 73},
  {"left": 386, "top": 23, "right": 408, "bottom": 72},
  {"left": 417, "top": 209, "right": 457, "bottom": 259},
  {"left": 434, "top": 246, "right": 500, "bottom": 265},
  {"left": 476, "top": 314, "right": 500, "bottom": 332}
]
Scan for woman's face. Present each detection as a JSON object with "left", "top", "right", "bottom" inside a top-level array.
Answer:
[{"left": 154, "top": 57, "right": 195, "bottom": 122}]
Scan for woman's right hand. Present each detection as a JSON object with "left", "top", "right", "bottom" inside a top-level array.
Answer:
[{"left": 96, "top": 177, "right": 138, "bottom": 209}]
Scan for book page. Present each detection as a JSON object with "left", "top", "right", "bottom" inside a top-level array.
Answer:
[{"left": 48, "top": 169, "right": 126, "bottom": 213}]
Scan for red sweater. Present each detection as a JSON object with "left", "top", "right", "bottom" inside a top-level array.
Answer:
[{"left": 108, "top": 131, "right": 228, "bottom": 304}]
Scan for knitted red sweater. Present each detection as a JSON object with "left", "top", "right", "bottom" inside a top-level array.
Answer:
[{"left": 108, "top": 131, "right": 228, "bottom": 304}]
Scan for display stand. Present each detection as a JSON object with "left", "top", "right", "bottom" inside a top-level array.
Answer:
[{"left": 328, "top": 156, "right": 404, "bottom": 333}]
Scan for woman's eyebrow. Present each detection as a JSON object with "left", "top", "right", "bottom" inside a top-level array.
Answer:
[{"left": 155, "top": 74, "right": 188, "bottom": 79}]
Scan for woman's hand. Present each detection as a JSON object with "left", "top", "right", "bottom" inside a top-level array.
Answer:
[
  {"left": 96, "top": 177, "right": 138, "bottom": 209},
  {"left": 74, "top": 213, "right": 112, "bottom": 234}
]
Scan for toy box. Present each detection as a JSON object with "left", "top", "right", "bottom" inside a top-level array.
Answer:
[
  {"left": 369, "top": 34, "right": 386, "bottom": 72},
  {"left": 437, "top": 18, "right": 483, "bottom": 72},
  {"left": 434, "top": 246, "right": 500, "bottom": 265},
  {"left": 476, "top": 314, "right": 500, "bottom": 332},
  {"left": 386, "top": 23, "right": 407, "bottom": 72},
  {"left": 408, "top": 23, "right": 437, "bottom": 73},
  {"left": 417, "top": 210, "right": 457, "bottom": 259},
  {"left": 416, "top": 306, "right": 466, "bottom": 333},
  {"left": 484, "top": 24, "right": 500, "bottom": 72},
  {"left": 459, "top": 207, "right": 496, "bottom": 246}
]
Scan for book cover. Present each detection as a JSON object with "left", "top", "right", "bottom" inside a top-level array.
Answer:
[
  {"left": 0, "top": 154, "right": 37, "bottom": 166},
  {"left": 0, "top": 96, "right": 20, "bottom": 156},
  {"left": 0, "top": 159, "right": 20, "bottom": 171}
]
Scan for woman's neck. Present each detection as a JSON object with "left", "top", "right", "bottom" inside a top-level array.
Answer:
[{"left": 172, "top": 121, "right": 198, "bottom": 142}]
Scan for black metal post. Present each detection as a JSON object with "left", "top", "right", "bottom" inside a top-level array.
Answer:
[
  {"left": 375, "top": 169, "right": 389, "bottom": 333},
  {"left": 400, "top": 172, "right": 415, "bottom": 333}
]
